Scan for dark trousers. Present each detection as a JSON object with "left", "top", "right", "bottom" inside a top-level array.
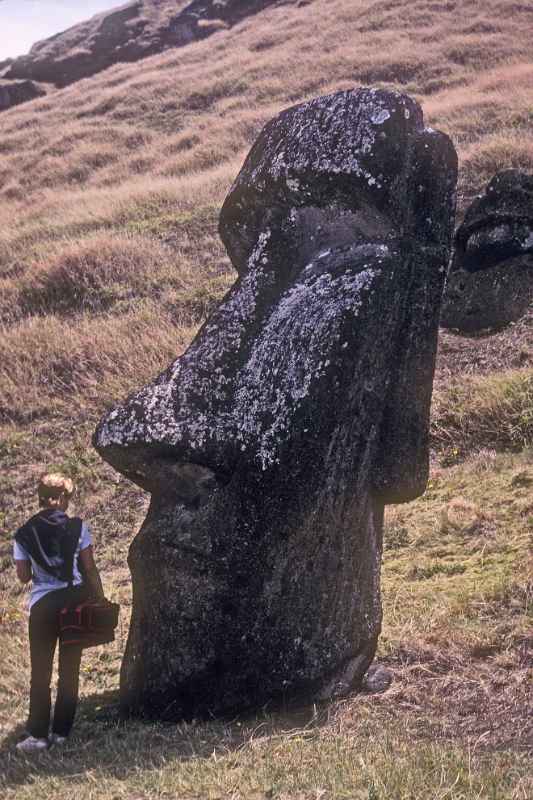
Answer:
[{"left": 27, "top": 585, "right": 88, "bottom": 739}]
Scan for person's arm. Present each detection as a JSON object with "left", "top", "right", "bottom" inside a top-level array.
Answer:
[
  {"left": 15, "top": 560, "right": 31, "bottom": 584},
  {"left": 79, "top": 546, "right": 106, "bottom": 600},
  {"left": 13, "top": 540, "right": 31, "bottom": 584}
]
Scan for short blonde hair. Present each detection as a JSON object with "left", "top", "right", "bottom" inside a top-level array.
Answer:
[{"left": 38, "top": 473, "right": 75, "bottom": 508}]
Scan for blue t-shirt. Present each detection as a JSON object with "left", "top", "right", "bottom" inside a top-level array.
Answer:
[{"left": 13, "top": 522, "right": 92, "bottom": 609}]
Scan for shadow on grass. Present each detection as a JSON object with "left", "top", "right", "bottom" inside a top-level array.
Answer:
[{"left": 0, "top": 687, "right": 326, "bottom": 791}]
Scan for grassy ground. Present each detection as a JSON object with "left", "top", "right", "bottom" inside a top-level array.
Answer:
[
  {"left": 0, "top": 434, "right": 531, "bottom": 797},
  {"left": 0, "top": 0, "right": 532, "bottom": 796}
]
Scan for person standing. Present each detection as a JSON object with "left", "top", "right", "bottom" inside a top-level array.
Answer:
[{"left": 13, "top": 473, "right": 106, "bottom": 753}]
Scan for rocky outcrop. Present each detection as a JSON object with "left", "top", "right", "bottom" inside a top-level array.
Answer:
[
  {"left": 94, "top": 87, "right": 457, "bottom": 719},
  {"left": 442, "top": 170, "right": 533, "bottom": 332},
  {"left": 0, "top": 58, "right": 13, "bottom": 75},
  {"left": 0, "top": 79, "right": 46, "bottom": 112},
  {"left": 5, "top": 0, "right": 282, "bottom": 89}
]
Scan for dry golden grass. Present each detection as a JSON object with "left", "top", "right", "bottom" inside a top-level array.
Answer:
[
  {"left": 0, "top": 232, "right": 198, "bottom": 320},
  {"left": 432, "top": 369, "right": 533, "bottom": 456},
  {"left": 0, "top": 303, "right": 197, "bottom": 424},
  {"left": 0, "top": 0, "right": 532, "bottom": 427}
]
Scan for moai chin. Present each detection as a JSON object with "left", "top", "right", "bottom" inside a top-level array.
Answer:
[{"left": 94, "top": 88, "right": 457, "bottom": 719}]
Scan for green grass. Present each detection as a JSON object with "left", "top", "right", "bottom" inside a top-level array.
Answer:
[
  {"left": 432, "top": 371, "right": 533, "bottom": 458},
  {"left": 1, "top": 721, "right": 531, "bottom": 800},
  {"left": 0, "top": 431, "right": 531, "bottom": 798}
]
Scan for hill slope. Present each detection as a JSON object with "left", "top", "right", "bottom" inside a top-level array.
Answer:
[
  {"left": 3, "top": 0, "right": 281, "bottom": 89},
  {"left": 0, "top": 0, "right": 532, "bottom": 427},
  {"left": 0, "top": 1, "right": 531, "bottom": 796}
]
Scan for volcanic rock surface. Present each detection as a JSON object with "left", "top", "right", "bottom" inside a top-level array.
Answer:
[
  {"left": 94, "top": 87, "right": 457, "bottom": 720},
  {"left": 442, "top": 170, "right": 533, "bottom": 333},
  {"left": 0, "top": 79, "right": 46, "bottom": 111},
  {"left": 0, "top": 58, "right": 13, "bottom": 75},
  {"left": 4, "top": 0, "right": 282, "bottom": 89}
]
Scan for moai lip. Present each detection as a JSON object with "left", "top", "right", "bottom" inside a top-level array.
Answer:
[
  {"left": 94, "top": 87, "right": 457, "bottom": 720},
  {"left": 442, "top": 170, "right": 533, "bottom": 333}
]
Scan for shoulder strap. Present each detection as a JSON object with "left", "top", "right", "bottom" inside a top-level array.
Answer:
[{"left": 63, "top": 518, "right": 83, "bottom": 587}]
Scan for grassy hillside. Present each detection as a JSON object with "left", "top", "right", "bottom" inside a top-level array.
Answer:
[
  {"left": 1, "top": 0, "right": 533, "bottom": 425},
  {"left": 0, "top": 0, "right": 532, "bottom": 797}
]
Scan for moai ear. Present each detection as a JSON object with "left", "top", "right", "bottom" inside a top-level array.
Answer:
[{"left": 373, "top": 129, "right": 458, "bottom": 504}]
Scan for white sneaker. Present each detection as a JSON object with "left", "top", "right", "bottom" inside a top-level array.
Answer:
[
  {"left": 50, "top": 733, "right": 68, "bottom": 746},
  {"left": 16, "top": 736, "right": 49, "bottom": 753}
]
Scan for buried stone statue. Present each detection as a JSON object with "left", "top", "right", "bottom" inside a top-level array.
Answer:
[
  {"left": 442, "top": 169, "right": 533, "bottom": 333},
  {"left": 94, "top": 88, "right": 457, "bottom": 718}
]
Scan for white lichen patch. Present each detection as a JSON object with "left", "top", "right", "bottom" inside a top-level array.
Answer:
[
  {"left": 371, "top": 109, "right": 390, "bottom": 126},
  {"left": 522, "top": 231, "right": 533, "bottom": 249},
  {"left": 234, "top": 264, "right": 380, "bottom": 470},
  {"left": 241, "top": 89, "right": 422, "bottom": 197}
]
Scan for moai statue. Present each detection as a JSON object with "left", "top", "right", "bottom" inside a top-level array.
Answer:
[
  {"left": 94, "top": 88, "right": 457, "bottom": 719},
  {"left": 442, "top": 170, "right": 533, "bottom": 332}
]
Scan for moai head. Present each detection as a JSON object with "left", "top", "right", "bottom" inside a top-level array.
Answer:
[
  {"left": 94, "top": 88, "right": 457, "bottom": 719},
  {"left": 442, "top": 170, "right": 533, "bottom": 332}
]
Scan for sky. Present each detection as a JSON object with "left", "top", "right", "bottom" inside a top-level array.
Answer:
[{"left": 0, "top": 0, "right": 121, "bottom": 60}]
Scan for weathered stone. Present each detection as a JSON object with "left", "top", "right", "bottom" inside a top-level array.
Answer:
[
  {"left": 361, "top": 663, "right": 393, "bottom": 693},
  {"left": 0, "top": 58, "right": 13, "bottom": 76},
  {"left": 442, "top": 170, "right": 533, "bottom": 332},
  {"left": 0, "top": 79, "right": 46, "bottom": 112},
  {"left": 94, "top": 87, "right": 457, "bottom": 719}
]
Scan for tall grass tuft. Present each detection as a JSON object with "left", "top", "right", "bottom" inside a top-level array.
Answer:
[{"left": 432, "top": 370, "right": 533, "bottom": 454}]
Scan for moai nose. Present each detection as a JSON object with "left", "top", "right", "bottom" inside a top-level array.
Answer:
[{"left": 92, "top": 289, "right": 249, "bottom": 494}]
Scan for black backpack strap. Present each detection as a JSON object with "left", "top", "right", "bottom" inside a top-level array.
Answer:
[{"left": 62, "top": 518, "right": 83, "bottom": 587}]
